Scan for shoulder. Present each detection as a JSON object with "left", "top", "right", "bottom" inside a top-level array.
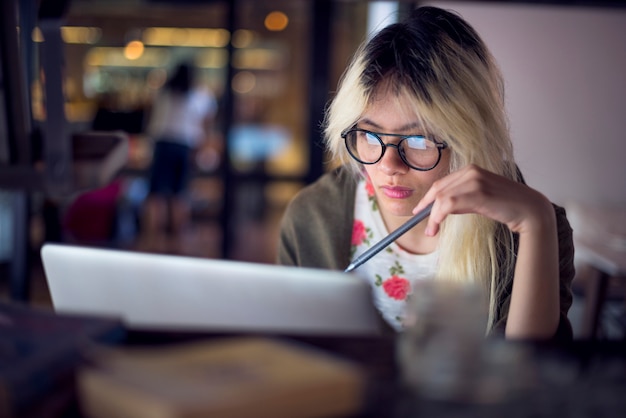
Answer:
[
  {"left": 286, "top": 166, "right": 357, "bottom": 215},
  {"left": 299, "top": 165, "right": 356, "bottom": 195},
  {"left": 278, "top": 165, "right": 357, "bottom": 269}
]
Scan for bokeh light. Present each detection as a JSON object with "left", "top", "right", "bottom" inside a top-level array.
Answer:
[
  {"left": 123, "top": 40, "right": 144, "bottom": 60},
  {"left": 264, "top": 11, "right": 288, "bottom": 32}
]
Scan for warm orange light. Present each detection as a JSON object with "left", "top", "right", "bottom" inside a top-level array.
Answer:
[
  {"left": 142, "top": 27, "right": 230, "bottom": 47},
  {"left": 86, "top": 47, "right": 169, "bottom": 68},
  {"left": 32, "top": 26, "right": 102, "bottom": 44},
  {"left": 62, "top": 26, "right": 102, "bottom": 44},
  {"left": 264, "top": 11, "right": 288, "bottom": 32},
  {"left": 32, "top": 27, "right": 44, "bottom": 42},
  {"left": 124, "top": 40, "right": 144, "bottom": 60}
]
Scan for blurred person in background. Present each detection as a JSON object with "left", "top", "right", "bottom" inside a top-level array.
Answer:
[
  {"left": 142, "top": 61, "right": 218, "bottom": 242},
  {"left": 277, "top": 6, "right": 574, "bottom": 341}
]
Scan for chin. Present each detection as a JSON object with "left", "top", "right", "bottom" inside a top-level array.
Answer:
[{"left": 380, "top": 201, "right": 415, "bottom": 219}]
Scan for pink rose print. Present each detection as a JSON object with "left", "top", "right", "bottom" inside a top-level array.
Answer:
[
  {"left": 382, "top": 275, "right": 411, "bottom": 300},
  {"left": 364, "top": 176, "right": 378, "bottom": 211},
  {"left": 352, "top": 220, "right": 367, "bottom": 246},
  {"left": 365, "top": 180, "right": 375, "bottom": 197}
]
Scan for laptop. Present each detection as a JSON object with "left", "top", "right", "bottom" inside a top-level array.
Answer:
[{"left": 40, "top": 243, "right": 382, "bottom": 336}]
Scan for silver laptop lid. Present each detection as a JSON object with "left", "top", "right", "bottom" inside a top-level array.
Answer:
[{"left": 41, "top": 243, "right": 382, "bottom": 336}]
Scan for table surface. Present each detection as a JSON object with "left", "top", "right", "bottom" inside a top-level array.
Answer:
[
  {"left": 568, "top": 203, "right": 626, "bottom": 339},
  {"left": 13, "top": 327, "right": 626, "bottom": 418},
  {"left": 569, "top": 203, "right": 626, "bottom": 276},
  {"left": 576, "top": 235, "right": 626, "bottom": 277},
  {"left": 105, "top": 332, "right": 626, "bottom": 417}
]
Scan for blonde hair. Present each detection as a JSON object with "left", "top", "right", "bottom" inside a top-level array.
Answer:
[{"left": 324, "top": 6, "right": 519, "bottom": 331}]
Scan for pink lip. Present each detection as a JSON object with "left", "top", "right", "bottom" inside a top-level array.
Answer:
[{"left": 381, "top": 186, "right": 413, "bottom": 199}]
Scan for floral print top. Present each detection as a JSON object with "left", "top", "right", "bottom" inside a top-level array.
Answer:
[{"left": 350, "top": 177, "right": 438, "bottom": 331}]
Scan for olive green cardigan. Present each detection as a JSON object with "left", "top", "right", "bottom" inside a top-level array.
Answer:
[{"left": 277, "top": 166, "right": 575, "bottom": 340}]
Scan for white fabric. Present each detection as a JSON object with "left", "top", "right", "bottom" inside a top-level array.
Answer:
[
  {"left": 147, "top": 87, "right": 217, "bottom": 148},
  {"left": 351, "top": 178, "right": 438, "bottom": 331}
]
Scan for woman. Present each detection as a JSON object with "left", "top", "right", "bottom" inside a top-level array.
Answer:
[
  {"left": 143, "top": 62, "right": 217, "bottom": 239},
  {"left": 277, "top": 6, "right": 574, "bottom": 340}
]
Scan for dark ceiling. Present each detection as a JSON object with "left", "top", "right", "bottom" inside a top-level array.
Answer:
[{"left": 456, "top": 0, "right": 626, "bottom": 6}]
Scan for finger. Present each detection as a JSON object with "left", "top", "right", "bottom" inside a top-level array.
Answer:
[
  {"left": 411, "top": 174, "right": 460, "bottom": 235},
  {"left": 419, "top": 167, "right": 492, "bottom": 235},
  {"left": 424, "top": 192, "right": 473, "bottom": 237}
]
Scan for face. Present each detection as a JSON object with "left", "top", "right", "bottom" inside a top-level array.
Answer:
[{"left": 357, "top": 91, "right": 450, "bottom": 220}]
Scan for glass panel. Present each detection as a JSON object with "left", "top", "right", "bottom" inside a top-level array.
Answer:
[{"left": 42, "top": 0, "right": 376, "bottom": 261}]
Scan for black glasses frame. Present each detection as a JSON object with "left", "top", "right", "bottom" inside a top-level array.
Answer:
[{"left": 341, "top": 127, "right": 448, "bottom": 171}]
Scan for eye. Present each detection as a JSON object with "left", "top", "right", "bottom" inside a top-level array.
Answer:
[
  {"left": 364, "top": 131, "right": 380, "bottom": 145},
  {"left": 405, "top": 136, "right": 427, "bottom": 150}
]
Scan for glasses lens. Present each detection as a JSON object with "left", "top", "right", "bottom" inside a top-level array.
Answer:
[
  {"left": 345, "top": 130, "right": 383, "bottom": 164},
  {"left": 400, "top": 136, "right": 440, "bottom": 169}
]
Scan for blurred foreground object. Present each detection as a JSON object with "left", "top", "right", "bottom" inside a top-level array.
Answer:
[
  {"left": 397, "top": 280, "right": 533, "bottom": 404},
  {"left": 78, "top": 337, "right": 366, "bottom": 418},
  {"left": 0, "top": 302, "right": 125, "bottom": 418}
]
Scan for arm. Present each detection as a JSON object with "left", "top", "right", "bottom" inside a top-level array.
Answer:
[
  {"left": 415, "top": 164, "right": 569, "bottom": 339},
  {"left": 505, "top": 196, "right": 560, "bottom": 338}
]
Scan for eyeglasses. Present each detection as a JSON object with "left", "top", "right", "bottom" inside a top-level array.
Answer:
[{"left": 341, "top": 127, "right": 448, "bottom": 171}]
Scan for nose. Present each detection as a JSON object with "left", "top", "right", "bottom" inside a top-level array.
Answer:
[{"left": 378, "top": 143, "right": 408, "bottom": 175}]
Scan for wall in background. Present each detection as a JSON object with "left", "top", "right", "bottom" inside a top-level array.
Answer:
[{"left": 430, "top": 1, "right": 626, "bottom": 207}]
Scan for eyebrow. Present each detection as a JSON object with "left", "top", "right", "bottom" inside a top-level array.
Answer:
[{"left": 358, "top": 118, "right": 423, "bottom": 132}]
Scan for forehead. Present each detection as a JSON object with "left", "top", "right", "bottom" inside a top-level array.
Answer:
[{"left": 360, "top": 88, "right": 424, "bottom": 132}]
